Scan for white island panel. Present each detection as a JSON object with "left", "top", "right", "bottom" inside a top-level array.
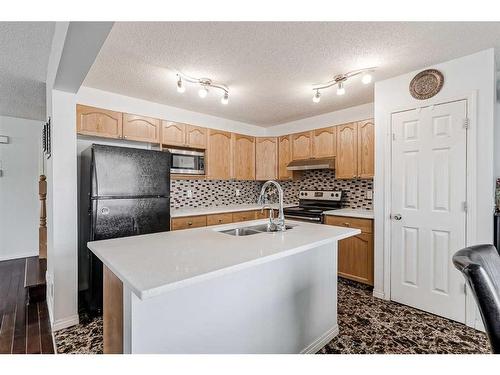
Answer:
[{"left": 127, "top": 241, "right": 338, "bottom": 354}]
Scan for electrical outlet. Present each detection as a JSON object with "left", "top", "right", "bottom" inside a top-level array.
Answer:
[
  {"left": 366, "top": 190, "right": 373, "bottom": 199},
  {"left": 235, "top": 189, "right": 240, "bottom": 197},
  {"left": 187, "top": 189, "right": 193, "bottom": 198}
]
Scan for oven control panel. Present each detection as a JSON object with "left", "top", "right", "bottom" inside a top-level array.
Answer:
[{"left": 298, "top": 190, "right": 342, "bottom": 201}]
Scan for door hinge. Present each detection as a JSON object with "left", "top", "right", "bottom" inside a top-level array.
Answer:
[
  {"left": 463, "top": 118, "right": 470, "bottom": 129},
  {"left": 462, "top": 201, "right": 468, "bottom": 212}
]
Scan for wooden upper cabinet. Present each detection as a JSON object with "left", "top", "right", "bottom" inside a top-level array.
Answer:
[
  {"left": 291, "top": 131, "right": 313, "bottom": 160},
  {"left": 161, "top": 121, "right": 186, "bottom": 147},
  {"left": 336, "top": 123, "right": 358, "bottom": 179},
  {"left": 278, "top": 135, "right": 293, "bottom": 180},
  {"left": 185, "top": 125, "right": 207, "bottom": 149},
  {"left": 357, "top": 120, "right": 375, "bottom": 179},
  {"left": 122, "top": 114, "right": 160, "bottom": 143},
  {"left": 255, "top": 137, "right": 278, "bottom": 181},
  {"left": 232, "top": 133, "right": 256, "bottom": 180},
  {"left": 312, "top": 126, "right": 336, "bottom": 158},
  {"left": 207, "top": 129, "right": 232, "bottom": 180},
  {"left": 76, "top": 104, "right": 122, "bottom": 139}
]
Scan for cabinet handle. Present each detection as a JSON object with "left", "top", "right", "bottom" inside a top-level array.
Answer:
[
  {"left": 343, "top": 222, "right": 350, "bottom": 227},
  {"left": 124, "top": 135, "right": 128, "bottom": 139},
  {"left": 218, "top": 219, "right": 222, "bottom": 223},
  {"left": 188, "top": 221, "right": 193, "bottom": 226}
]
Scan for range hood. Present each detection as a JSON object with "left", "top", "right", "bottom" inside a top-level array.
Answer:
[{"left": 286, "top": 157, "right": 335, "bottom": 171}]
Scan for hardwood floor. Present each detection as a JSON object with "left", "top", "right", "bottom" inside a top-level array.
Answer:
[{"left": 0, "top": 258, "right": 54, "bottom": 354}]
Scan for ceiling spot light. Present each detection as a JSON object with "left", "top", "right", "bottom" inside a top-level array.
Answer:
[
  {"left": 198, "top": 86, "right": 209, "bottom": 98},
  {"left": 312, "top": 90, "right": 321, "bottom": 103},
  {"left": 176, "top": 76, "right": 185, "bottom": 93},
  {"left": 311, "top": 67, "right": 376, "bottom": 101},
  {"left": 175, "top": 73, "right": 229, "bottom": 105},
  {"left": 336, "top": 82, "right": 345, "bottom": 96},
  {"left": 362, "top": 73, "right": 372, "bottom": 84}
]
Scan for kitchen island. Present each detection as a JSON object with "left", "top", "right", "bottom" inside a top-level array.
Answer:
[{"left": 87, "top": 219, "right": 359, "bottom": 354}]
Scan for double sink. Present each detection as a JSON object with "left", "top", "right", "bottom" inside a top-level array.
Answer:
[{"left": 219, "top": 223, "right": 295, "bottom": 236}]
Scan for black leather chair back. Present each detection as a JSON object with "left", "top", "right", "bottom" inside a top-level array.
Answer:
[{"left": 453, "top": 244, "right": 500, "bottom": 353}]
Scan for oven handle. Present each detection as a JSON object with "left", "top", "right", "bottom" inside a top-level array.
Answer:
[{"left": 285, "top": 215, "right": 322, "bottom": 222}]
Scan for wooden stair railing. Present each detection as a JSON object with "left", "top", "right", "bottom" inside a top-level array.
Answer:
[{"left": 39, "top": 175, "right": 47, "bottom": 259}]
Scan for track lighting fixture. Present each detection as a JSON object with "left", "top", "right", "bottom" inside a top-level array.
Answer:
[
  {"left": 311, "top": 67, "right": 376, "bottom": 103},
  {"left": 336, "top": 82, "right": 345, "bottom": 96},
  {"left": 198, "top": 86, "right": 209, "bottom": 98},
  {"left": 221, "top": 92, "right": 229, "bottom": 105},
  {"left": 312, "top": 90, "right": 321, "bottom": 103},
  {"left": 176, "top": 73, "right": 229, "bottom": 105},
  {"left": 176, "top": 76, "right": 185, "bottom": 93}
]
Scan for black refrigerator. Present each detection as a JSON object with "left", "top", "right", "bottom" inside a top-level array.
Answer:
[{"left": 78, "top": 144, "right": 171, "bottom": 316}]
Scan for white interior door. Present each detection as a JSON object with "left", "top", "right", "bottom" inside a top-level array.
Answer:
[{"left": 390, "top": 100, "right": 467, "bottom": 323}]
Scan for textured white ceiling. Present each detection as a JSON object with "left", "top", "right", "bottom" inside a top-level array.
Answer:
[
  {"left": 84, "top": 22, "right": 500, "bottom": 127},
  {"left": 0, "top": 22, "right": 55, "bottom": 121}
]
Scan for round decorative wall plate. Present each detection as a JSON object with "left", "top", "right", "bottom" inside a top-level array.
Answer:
[{"left": 409, "top": 69, "right": 444, "bottom": 100}]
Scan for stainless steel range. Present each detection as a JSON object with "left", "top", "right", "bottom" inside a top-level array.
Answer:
[{"left": 284, "top": 190, "right": 343, "bottom": 223}]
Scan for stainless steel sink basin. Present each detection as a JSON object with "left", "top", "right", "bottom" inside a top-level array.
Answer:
[{"left": 219, "top": 223, "right": 296, "bottom": 236}]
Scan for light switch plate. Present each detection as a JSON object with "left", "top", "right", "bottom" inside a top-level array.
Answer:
[
  {"left": 366, "top": 190, "right": 373, "bottom": 199},
  {"left": 0, "top": 135, "right": 9, "bottom": 144},
  {"left": 235, "top": 189, "right": 240, "bottom": 197}
]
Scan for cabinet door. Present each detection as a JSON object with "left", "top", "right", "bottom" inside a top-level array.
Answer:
[
  {"left": 207, "top": 129, "right": 232, "bottom": 180},
  {"left": 336, "top": 123, "right": 358, "bottom": 179},
  {"left": 232, "top": 211, "right": 257, "bottom": 223},
  {"left": 278, "top": 135, "right": 293, "bottom": 180},
  {"left": 122, "top": 114, "right": 160, "bottom": 143},
  {"left": 171, "top": 215, "right": 207, "bottom": 230},
  {"left": 206, "top": 213, "right": 233, "bottom": 226},
  {"left": 185, "top": 125, "right": 207, "bottom": 149},
  {"left": 357, "top": 119, "right": 374, "bottom": 179},
  {"left": 291, "top": 131, "right": 312, "bottom": 160},
  {"left": 232, "top": 134, "right": 256, "bottom": 180},
  {"left": 76, "top": 104, "right": 122, "bottom": 139},
  {"left": 161, "top": 121, "right": 186, "bottom": 147},
  {"left": 312, "top": 126, "right": 336, "bottom": 158},
  {"left": 255, "top": 137, "right": 278, "bottom": 181},
  {"left": 338, "top": 233, "right": 374, "bottom": 285}
]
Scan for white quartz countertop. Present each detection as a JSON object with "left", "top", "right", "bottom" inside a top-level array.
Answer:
[
  {"left": 323, "top": 209, "right": 374, "bottom": 219},
  {"left": 87, "top": 219, "right": 359, "bottom": 300},
  {"left": 170, "top": 203, "right": 298, "bottom": 217}
]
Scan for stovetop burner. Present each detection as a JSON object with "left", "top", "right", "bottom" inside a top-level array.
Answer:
[{"left": 283, "top": 190, "right": 343, "bottom": 223}]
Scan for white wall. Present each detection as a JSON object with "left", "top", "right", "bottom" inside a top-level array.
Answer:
[
  {"left": 266, "top": 102, "right": 374, "bottom": 136},
  {"left": 77, "top": 86, "right": 374, "bottom": 137},
  {"left": 0, "top": 116, "right": 42, "bottom": 261},
  {"left": 77, "top": 87, "right": 268, "bottom": 136},
  {"left": 373, "top": 49, "right": 496, "bottom": 327},
  {"left": 45, "top": 89, "right": 79, "bottom": 331}
]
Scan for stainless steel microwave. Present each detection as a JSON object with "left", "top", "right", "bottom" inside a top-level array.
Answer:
[{"left": 168, "top": 148, "right": 205, "bottom": 175}]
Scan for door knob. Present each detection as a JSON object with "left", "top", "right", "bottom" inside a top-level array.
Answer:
[{"left": 393, "top": 214, "right": 402, "bottom": 221}]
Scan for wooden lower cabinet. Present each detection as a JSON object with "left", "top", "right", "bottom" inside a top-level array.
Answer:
[
  {"left": 231, "top": 210, "right": 257, "bottom": 223},
  {"left": 171, "top": 209, "right": 271, "bottom": 230},
  {"left": 206, "top": 213, "right": 233, "bottom": 226},
  {"left": 171, "top": 215, "right": 207, "bottom": 230},
  {"left": 324, "top": 215, "right": 374, "bottom": 286},
  {"left": 103, "top": 266, "right": 123, "bottom": 354}
]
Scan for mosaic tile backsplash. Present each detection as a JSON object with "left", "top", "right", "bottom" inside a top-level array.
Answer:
[{"left": 170, "top": 170, "right": 373, "bottom": 210}]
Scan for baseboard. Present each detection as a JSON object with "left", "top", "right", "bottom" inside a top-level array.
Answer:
[
  {"left": 0, "top": 251, "right": 38, "bottom": 262},
  {"left": 52, "top": 314, "right": 79, "bottom": 331},
  {"left": 372, "top": 290, "right": 385, "bottom": 299},
  {"left": 300, "top": 324, "right": 339, "bottom": 354}
]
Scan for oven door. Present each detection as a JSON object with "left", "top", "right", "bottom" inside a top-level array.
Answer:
[{"left": 169, "top": 149, "right": 205, "bottom": 175}]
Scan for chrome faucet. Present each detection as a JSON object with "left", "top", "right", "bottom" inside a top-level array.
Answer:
[{"left": 258, "top": 180, "right": 286, "bottom": 231}]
